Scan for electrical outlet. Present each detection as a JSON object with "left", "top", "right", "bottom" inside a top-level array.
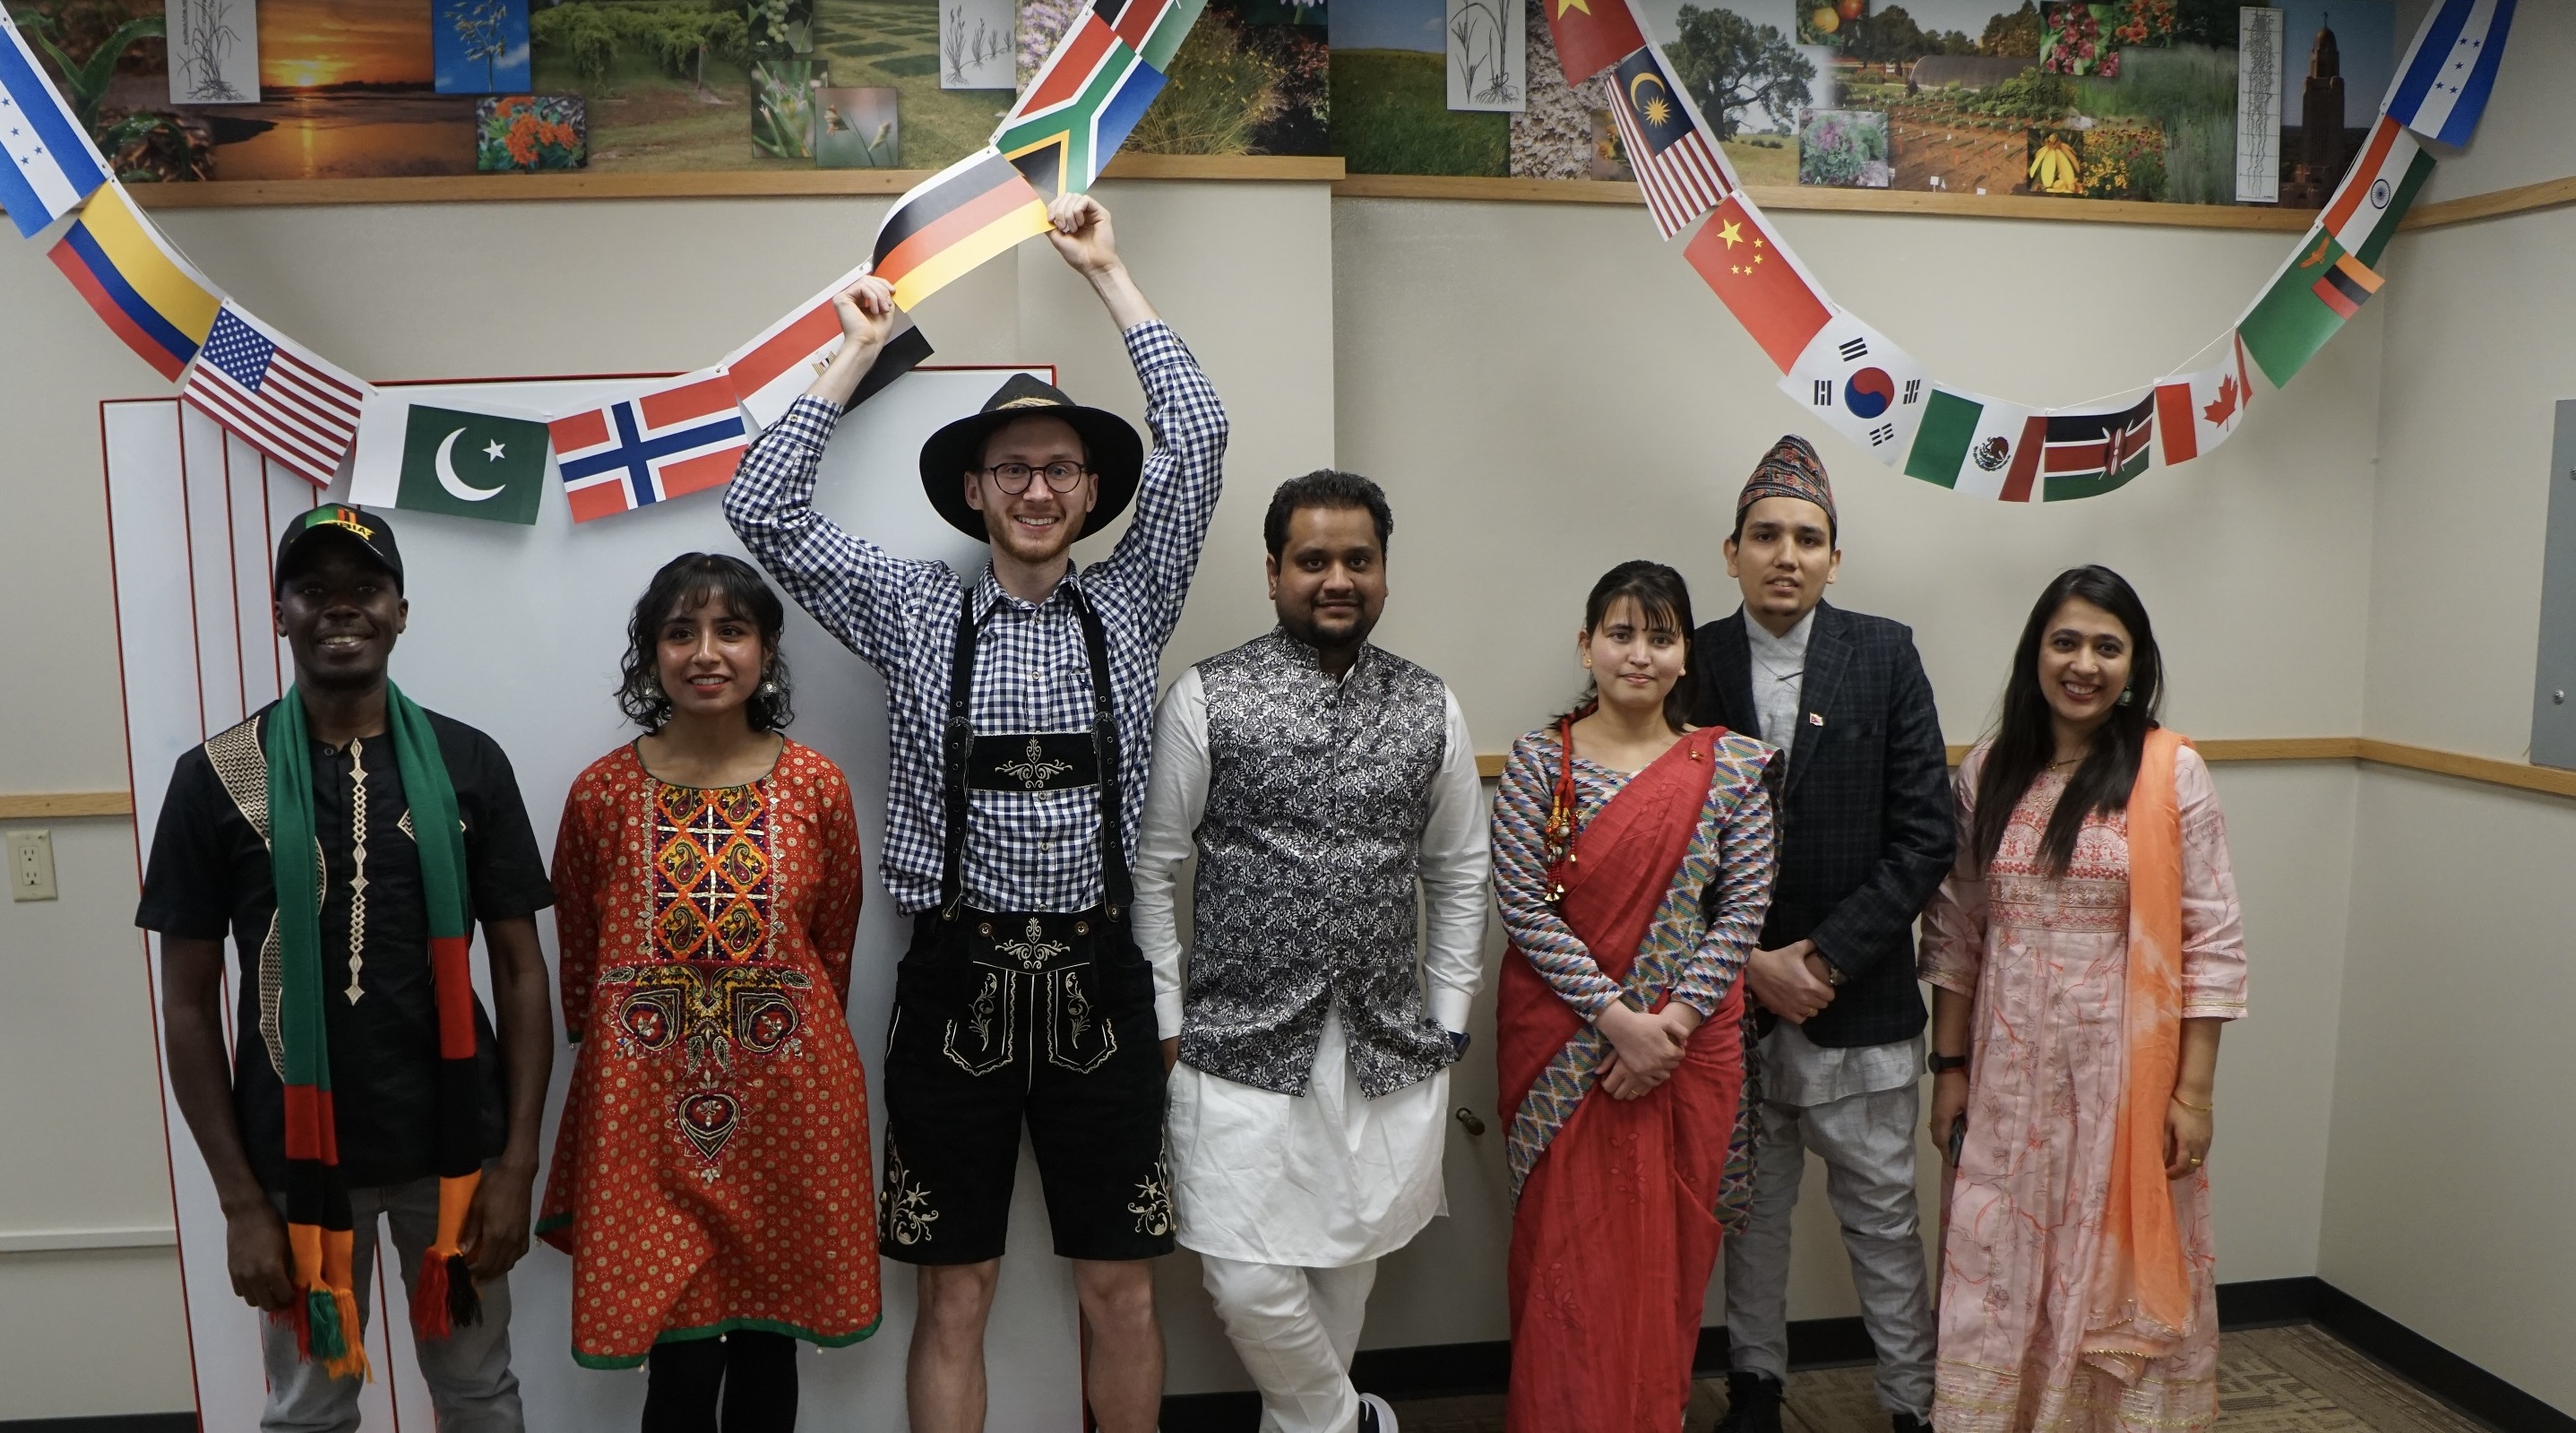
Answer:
[{"left": 8, "top": 830, "right": 56, "bottom": 902}]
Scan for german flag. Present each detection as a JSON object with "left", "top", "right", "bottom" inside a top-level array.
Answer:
[{"left": 870, "top": 148, "right": 1055, "bottom": 313}]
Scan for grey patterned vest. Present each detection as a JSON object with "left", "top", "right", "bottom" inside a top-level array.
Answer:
[{"left": 1184, "top": 629, "right": 1457, "bottom": 1098}]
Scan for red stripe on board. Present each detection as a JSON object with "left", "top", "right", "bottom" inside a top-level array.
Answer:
[
  {"left": 639, "top": 375, "right": 742, "bottom": 430},
  {"left": 53, "top": 248, "right": 189, "bottom": 381},
  {"left": 432, "top": 937, "right": 477, "bottom": 1059},
  {"left": 550, "top": 407, "right": 613, "bottom": 454},
  {"left": 657, "top": 446, "right": 745, "bottom": 499},
  {"left": 875, "top": 178, "right": 1048, "bottom": 287},
  {"left": 1999, "top": 416, "right": 2046, "bottom": 502},
  {"left": 2155, "top": 383, "right": 2197, "bottom": 464}
]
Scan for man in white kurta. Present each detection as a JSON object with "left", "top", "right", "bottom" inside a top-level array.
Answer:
[{"left": 1134, "top": 470, "right": 1488, "bottom": 1433}]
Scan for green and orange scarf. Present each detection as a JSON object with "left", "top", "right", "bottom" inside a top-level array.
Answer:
[{"left": 264, "top": 683, "right": 485, "bottom": 1378}]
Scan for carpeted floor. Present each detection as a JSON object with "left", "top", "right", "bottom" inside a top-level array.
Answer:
[{"left": 1385, "top": 1325, "right": 2495, "bottom": 1433}]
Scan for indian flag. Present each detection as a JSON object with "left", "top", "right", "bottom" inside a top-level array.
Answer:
[
  {"left": 1902, "top": 386, "right": 2046, "bottom": 501},
  {"left": 2318, "top": 116, "right": 2434, "bottom": 269},
  {"left": 2239, "top": 229, "right": 2382, "bottom": 389}
]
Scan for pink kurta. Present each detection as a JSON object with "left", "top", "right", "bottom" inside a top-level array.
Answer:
[{"left": 1917, "top": 745, "right": 2247, "bottom": 1433}]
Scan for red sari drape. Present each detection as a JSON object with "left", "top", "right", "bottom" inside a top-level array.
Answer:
[{"left": 1497, "top": 729, "right": 1745, "bottom": 1433}]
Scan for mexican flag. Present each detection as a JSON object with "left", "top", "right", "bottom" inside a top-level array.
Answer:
[
  {"left": 1902, "top": 386, "right": 2046, "bottom": 501},
  {"left": 2238, "top": 229, "right": 2384, "bottom": 389}
]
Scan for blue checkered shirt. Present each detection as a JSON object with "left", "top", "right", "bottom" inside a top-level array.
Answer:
[{"left": 725, "top": 322, "right": 1228, "bottom": 915}]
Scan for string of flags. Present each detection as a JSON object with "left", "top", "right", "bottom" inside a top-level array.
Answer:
[
  {"left": 0, "top": 0, "right": 2520, "bottom": 517},
  {"left": 0, "top": 0, "right": 1198, "bottom": 529},
  {"left": 1550, "top": 0, "right": 2516, "bottom": 501}
]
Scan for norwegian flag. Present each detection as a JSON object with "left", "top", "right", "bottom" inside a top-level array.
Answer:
[
  {"left": 181, "top": 303, "right": 369, "bottom": 486},
  {"left": 551, "top": 371, "right": 749, "bottom": 523},
  {"left": 1605, "top": 43, "right": 1736, "bottom": 240}
]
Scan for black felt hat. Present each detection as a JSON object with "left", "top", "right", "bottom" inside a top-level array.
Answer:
[{"left": 918, "top": 373, "right": 1145, "bottom": 541}]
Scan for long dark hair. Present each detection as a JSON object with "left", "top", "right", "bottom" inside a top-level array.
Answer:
[
  {"left": 1970, "top": 565, "right": 2163, "bottom": 877},
  {"left": 1563, "top": 559, "right": 1696, "bottom": 734},
  {"left": 616, "top": 553, "right": 796, "bottom": 732}
]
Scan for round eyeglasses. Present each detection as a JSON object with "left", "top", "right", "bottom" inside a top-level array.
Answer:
[{"left": 982, "top": 462, "right": 1090, "bottom": 495}]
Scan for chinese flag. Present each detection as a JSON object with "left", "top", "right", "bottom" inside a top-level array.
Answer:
[
  {"left": 1684, "top": 194, "right": 1831, "bottom": 373},
  {"left": 1544, "top": 0, "right": 1648, "bottom": 84}
]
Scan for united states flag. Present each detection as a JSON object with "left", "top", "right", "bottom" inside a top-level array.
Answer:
[
  {"left": 1607, "top": 44, "right": 1736, "bottom": 240},
  {"left": 181, "top": 304, "right": 369, "bottom": 486},
  {"left": 551, "top": 370, "right": 749, "bottom": 523}
]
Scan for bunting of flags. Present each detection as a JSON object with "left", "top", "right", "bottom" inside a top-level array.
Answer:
[
  {"left": 0, "top": 0, "right": 2527, "bottom": 513},
  {"left": 1591, "top": 0, "right": 2517, "bottom": 499}
]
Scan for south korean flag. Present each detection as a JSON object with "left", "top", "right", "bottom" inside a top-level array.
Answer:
[{"left": 1776, "top": 309, "right": 1931, "bottom": 467}]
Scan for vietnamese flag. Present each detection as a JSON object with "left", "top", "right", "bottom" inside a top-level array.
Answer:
[
  {"left": 1544, "top": 0, "right": 1647, "bottom": 83},
  {"left": 1684, "top": 194, "right": 1831, "bottom": 373}
]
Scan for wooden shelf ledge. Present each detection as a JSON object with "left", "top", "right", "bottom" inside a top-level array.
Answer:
[
  {"left": 0, "top": 790, "right": 134, "bottom": 819},
  {"left": 127, "top": 154, "right": 1345, "bottom": 210}
]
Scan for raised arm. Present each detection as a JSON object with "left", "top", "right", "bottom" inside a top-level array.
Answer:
[
  {"left": 1417, "top": 691, "right": 1491, "bottom": 1036},
  {"left": 1808, "top": 632, "right": 1956, "bottom": 980},
  {"left": 724, "top": 274, "right": 941, "bottom": 673},
  {"left": 1132, "top": 669, "right": 1210, "bottom": 1056},
  {"left": 1491, "top": 735, "right": 1622, "bottom": 1019},
  {"left": 1047, "top": 195, "right": 1229, "bottom": 634}
]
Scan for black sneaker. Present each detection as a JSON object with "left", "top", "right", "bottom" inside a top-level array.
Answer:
[
  {"left": 1713, "top": 1371, "right": 1784, "bottom": 1433},
  {"left": 1891, "top": 1415, "right": 1933, "bottom": 1433}
]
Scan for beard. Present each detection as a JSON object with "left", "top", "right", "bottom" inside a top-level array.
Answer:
[
  {"left": 1280, "top": 603, "right": 1376, "bottom": 653},
  {"left": 982, "top": 505, "right": 1080, "bottom": 565}
]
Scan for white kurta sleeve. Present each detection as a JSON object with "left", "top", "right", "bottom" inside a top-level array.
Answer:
[
  {"left": 1133, "top": 669, "right": 1210, "bottom": 1042},
  {"left": 1417, "top": 689, "right": 1490, "bottom": 1033}
]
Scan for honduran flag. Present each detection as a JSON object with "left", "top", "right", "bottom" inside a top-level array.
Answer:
[
  {"left": 2382, "top": 0, "right": 2516, "bottom": 149},
  {"left": 552, "top": 371, "right": 749, "bottom": 523},
  {"left": 0, "top": 13, "right": 108, "bottom": 238}
]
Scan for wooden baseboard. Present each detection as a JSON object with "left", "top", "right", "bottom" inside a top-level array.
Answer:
[{"left": 0, "top": 791, "right": 131, "bottom": 819}]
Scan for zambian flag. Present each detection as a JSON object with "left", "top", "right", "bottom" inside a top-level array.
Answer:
[{"left": 2240, "top": 228, "right": 2386, "bottom": 389}]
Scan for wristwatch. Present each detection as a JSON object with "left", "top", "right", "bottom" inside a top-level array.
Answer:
[{"left": 1926, "top": 1051, "right": 1969, "bottom": 1075}]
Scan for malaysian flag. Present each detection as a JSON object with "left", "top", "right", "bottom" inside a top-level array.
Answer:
[
  {"left": 551, "top": 370, "right": 749, "bottom": 523},
  {"left": 181, "top": 303, "right": 368, "bottom": 485},
  {"left": 1606, "top": 44, "right": 1735, "bottom": 240}
]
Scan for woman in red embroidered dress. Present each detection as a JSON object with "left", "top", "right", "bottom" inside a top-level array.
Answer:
[
  {"left": 540, "top": 554, "right": 878, "bottom": 1429},
  {"left": 1492, "top": 562, "right": 1779, "bottom": 1433}
]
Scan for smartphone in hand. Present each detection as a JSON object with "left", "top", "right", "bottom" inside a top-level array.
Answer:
[{"left": 1946, "top": 1116, "right": 1967, "bottom": 1166}]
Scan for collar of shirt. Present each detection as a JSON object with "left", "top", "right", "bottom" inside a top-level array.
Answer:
[
  {"left": 1745, "top": 604, "right": 1817, "bottom": 671},
  {"left": 973, "top": 562, "right": 1078, "bottom": 620},
  {"left": 1269, "top": 626, "right": 1377, "bottom": 688}
]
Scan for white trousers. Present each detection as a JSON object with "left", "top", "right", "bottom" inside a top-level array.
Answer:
[{"left": 1201, "top": 1253, "right": 1380, "bottom": 1433}]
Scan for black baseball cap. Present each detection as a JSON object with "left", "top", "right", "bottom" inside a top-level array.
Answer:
[{"left": 274, "top": 504, "right": 405, "bottom": 593}]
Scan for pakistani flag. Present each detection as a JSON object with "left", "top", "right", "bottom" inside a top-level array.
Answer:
[
  {"left": 349, "top": 396, "right": 553, "bottom": 525},
  {"left": 2239, "top": 229, "right": 2384, "bottom": 389}
]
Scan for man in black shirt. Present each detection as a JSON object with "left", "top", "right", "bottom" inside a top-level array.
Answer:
[{"left": 140, "top": 505, "right": 554, "bottom": 1431}]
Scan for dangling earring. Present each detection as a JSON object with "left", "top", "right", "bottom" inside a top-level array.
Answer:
[
  {"left": 2116, "top": 686, "right": 2134, "bottom": 707},
  {"left": 758, "top": 674, "right": 780, "bottom": 697}
]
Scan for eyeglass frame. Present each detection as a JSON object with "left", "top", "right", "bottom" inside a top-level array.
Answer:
[{"left": 978, "top": 461, "right": 1093, "bottom": 496}]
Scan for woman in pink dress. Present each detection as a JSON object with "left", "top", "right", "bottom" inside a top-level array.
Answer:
[{"left": 1918, "top": 566, "right": 2247, "bottom": 1433}]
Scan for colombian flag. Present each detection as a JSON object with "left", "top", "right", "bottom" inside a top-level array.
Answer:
[
  {"left": 870, "top": 147, "right": 1054, "bottom": 314},
  {"left": 49, "top": 184, "right": 221, "bottom": 381}
]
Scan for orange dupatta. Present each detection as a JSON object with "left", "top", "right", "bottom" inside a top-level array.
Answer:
[{"left": 2085, "top": 726, "right": 2195, "bottom": 1374}]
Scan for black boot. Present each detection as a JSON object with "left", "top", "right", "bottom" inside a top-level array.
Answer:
[
  {"left": 1713, "top": 1370, "right": 1784, "bottom": 1433},
  {"left": 1891, "top": 1414, "right": 1933, "bottom": 1433}
]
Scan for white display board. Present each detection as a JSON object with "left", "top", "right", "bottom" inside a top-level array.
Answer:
[{"left": 106, "top": 366, "right": 1097, "bottom": 1430}]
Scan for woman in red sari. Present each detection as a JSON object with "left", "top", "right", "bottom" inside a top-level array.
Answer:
[{"left": 1494, "top": 560, "right": 1779, "bottom": 1433}]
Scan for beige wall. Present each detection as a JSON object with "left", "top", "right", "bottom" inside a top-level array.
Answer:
[{"left": 5, "top": 91, "right": 2572, "bottom": 1411}]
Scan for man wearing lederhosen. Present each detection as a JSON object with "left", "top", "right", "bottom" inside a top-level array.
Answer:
[{"left": 725, "top": 194, "right": 1226, "bottom": 1433}]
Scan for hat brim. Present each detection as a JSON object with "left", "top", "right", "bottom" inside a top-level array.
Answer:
[{"left": 918, "top": 404, "right": 1144, "bottom": 542}]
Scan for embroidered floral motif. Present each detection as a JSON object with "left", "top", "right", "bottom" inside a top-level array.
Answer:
[
  {"left": 881, "top": 1142, "right": 939, "bottom": 1247},
  {"left": 995, "top": 917, "right": 1071, "bottom": 971},
  {"left": 995, "top": 735, "right": 1075, "bottom": 790},
  {"left": 1127, "top": 1160, "right": 1174, "bottom": 1236}
]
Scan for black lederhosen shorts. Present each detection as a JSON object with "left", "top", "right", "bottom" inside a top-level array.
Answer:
[{"left": 877, "top": 907, "right": 1173, "bottom": 1265}]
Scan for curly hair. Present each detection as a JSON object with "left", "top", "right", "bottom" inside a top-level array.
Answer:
[{"left": 616, "top": 553, "right": 795, "bottom": 732}]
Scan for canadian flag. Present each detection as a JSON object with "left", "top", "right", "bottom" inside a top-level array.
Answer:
[{"left": 2154, "top": 332, "right": 2253, "bottom": 468}]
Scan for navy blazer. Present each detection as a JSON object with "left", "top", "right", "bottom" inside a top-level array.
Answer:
[{"left": 1691, "top": 600, "right": 1954, "bottom": 1049}]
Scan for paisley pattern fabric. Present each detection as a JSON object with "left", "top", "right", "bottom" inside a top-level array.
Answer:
[
  {"left": 1185, "top": 631, "right": 1456, "bottom": 1097},
  {"left": 1917, "top": 746, "right": 2248, "bottom": 1433},
  {"left": 538, "top": 740, "right": 878, "bottom": 1368}
]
